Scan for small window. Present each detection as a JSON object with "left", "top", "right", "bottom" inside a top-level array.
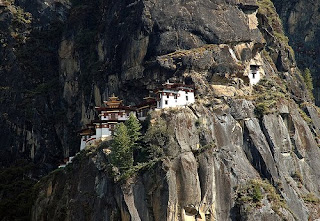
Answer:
[
  {"left": 167, "top": 95, "right": 169, "bottom": 98},
  {"left": 174, "top": 94, "right": 177, "bottom": 99},
  {"left": 252, "top": 72, "right": 257, "bottom": 79},
  {"left": 250, "top": 65, "right": 259, "bottom": 71},
  {"left": 186, "top": 91, "right": 188, "bottom": 94},
  {"left": 165, "top": 100, "right": 168, "bottom": 105},
  {"left": 186, "top": 96, "right": 188, "bottom": 101}
]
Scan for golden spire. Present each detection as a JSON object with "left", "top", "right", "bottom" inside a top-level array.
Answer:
[{"left": 104, "top": 94, "right": 122, "bottom": 108}]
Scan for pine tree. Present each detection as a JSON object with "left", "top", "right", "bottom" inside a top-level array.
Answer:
[
  {"left": 303, "top": 68, "right": 314, "bottom": 94},
  {"left": 110, "top": 123, "right": 133, "bottom": 170},
  {"left": 125, "top": 113, "right": 142, "bottom": 148}
]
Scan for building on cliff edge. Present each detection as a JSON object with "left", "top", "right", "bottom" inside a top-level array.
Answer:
[{"left": 78, "top": 81, "right": 195, "bottom": 151}]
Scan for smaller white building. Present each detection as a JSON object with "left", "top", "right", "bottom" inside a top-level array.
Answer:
[
  {"left": 248, "top": 64, "right": 261, "bottom": 85},
  {"left": 156, "top": 82, "right": 195, "bottom": 109}
]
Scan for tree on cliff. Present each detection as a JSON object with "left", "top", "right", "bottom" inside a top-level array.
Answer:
[
  {"left": 303, "top": 68, "right": 314, "bottom": 97},
  {"left": 110, "top": 116, "right": 142, "bottom": 171},
  {"left": 110, "top": 123, "right": 133, "bottom": 170},
  {"left": 125, "top": 113, "right": 142, "bottom": 148}
]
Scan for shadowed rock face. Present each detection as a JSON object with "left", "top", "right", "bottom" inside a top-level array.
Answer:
[
  {"left": 272, "top": 0, "right": 320, "bottom": 105},
  {"left": 0, "top": 0, "right": 265, "bottom": 168},
  {"left": 1, "top": 0, "right": 320, "bottom": 220}
]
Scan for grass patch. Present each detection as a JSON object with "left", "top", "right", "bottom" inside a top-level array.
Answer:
[
  {"left": 262, "top": 49, "right": 274, "bottom": 65},
  {"left": 236, "top": 179, "right": 289, "bottom": 216},
  {"left": 292, "top": 171, "right": 303, "bottom": 184},
  {"left": 257, "top": 0, "right": 295, "bottom": 58},
  {"left": 298, "top": 108, "right": 312, "bottom": 124},
  {"left": 251, "top": 78, "right": 287, "bottom": 117},
  {"left": 302, "top": 193, "right": 320, "bottom": 204}
]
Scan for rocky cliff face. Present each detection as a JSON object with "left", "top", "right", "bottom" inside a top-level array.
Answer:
[
  {"left": 0, "top": 0, "right": 71, "bottom": 171},
  {"left": 32, "top": 101, "right": 320, "bottom": 220},
  {"left": 1, "top": 0, "right": 320, "bottom": 220},
  {"left": 272, "top": 0, "right": 320, "bottom": 105}
]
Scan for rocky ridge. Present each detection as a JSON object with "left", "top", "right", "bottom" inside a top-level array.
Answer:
[
  {"left": 0, "top": 0, "right": 320, "bottom": 220},
  {"left": 32, "top": 98, "right": 320, "bottom": 220}
]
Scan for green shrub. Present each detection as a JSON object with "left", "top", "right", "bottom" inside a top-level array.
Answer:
[
  {"left": 292, "top": 171, "right": 303, "bottom": 184},
  {"left": 298, "top": 108, "right": 312, "bottom": 124},
  {"left": 253, "top": 78, "right": 287, "bottom": 117},
  {"left": 302, "top": 68, "right": 314, "bottom": 99},
  {"left": 236, "top": 179, "right": 288, "bottom": 216},
  {"left": 254, "top": 101, "right": 275, "bottom": 117},
  {"left": 143, "top": 118, "right": 170, "bottom": 159},
  {"left": 253, "top": 185, "right": 263, "bottom": 202},
  {"left": 257, "top": 0, "right": 295, "bottom": 57},
  {"left": 302, "top": 193, "right": 320, "bottom": 204},
  {"left": 12, "top": 7, "right": 32, "bottom": 26}
]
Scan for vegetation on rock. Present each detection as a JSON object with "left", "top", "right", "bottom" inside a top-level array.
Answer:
[
  {"left": 236, "top": 179, "right": 289, "bottom": 216},
  {"left": 125, "top": 113, "right": 142, "bottom": 149},
  {"left": 257, "top": 0, "right": 294, "bottom": 56},
  {"left": 251, "top": 78, "right": 287, "bottom": 117},
  {"left": 110, "top": 123, "right": 134, "bottom": 172},
  {"left": 302, "top": 68, "right": 314, "bottom": 99},
  {"left": 143, "top": 116, "right": 170, "bottom": 159},
  {"left": 302, "top": 193, "right": 320, "bottom": 205}
]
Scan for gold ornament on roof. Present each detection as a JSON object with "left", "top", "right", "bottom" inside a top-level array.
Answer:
[{"left": 104, "top": 94, "right": 123, "bottom": 108}]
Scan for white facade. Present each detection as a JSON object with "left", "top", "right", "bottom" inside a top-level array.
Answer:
[
  {"left": 80, "top": 135, "right": 97, "bottom": 150},
  {"left": 80, "top": 139, "right": 86, "bottom": 150},
  {"left": 248, "top": 65, "right": 261, "bottom": 85},
  {"left": 96, "top": 127, "right": 102, "bottom": 139},
  {"left": 156, "top": 88, "right": 195, "bottom": 109},
  {"left": 99, "top": 110, "right": 134, "bottom": 121},
  {"left": 101, "top": 125, "right": 112, "bottom": 138},
  {"left": 247, "top": 53, "right": 265, "bottom": 85}
]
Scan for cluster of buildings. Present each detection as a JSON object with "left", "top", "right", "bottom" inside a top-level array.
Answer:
[
  {"left": 77, "top": 65, "right": 263, "bottom": 152},
  {"left": 59, "top": 66, "right": 263, "bottom": 167},
  {"left": 78, "top": 81, "right": 195, "bottom": 150}
]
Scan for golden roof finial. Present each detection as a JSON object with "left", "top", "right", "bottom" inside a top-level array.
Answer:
[{"left": 104, "top": 94, "right": 122, "bottom": 108}]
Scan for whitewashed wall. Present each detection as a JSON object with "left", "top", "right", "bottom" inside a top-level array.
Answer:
[{"left": 157, "top": 89, "right": 195, "bottom": 109}]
